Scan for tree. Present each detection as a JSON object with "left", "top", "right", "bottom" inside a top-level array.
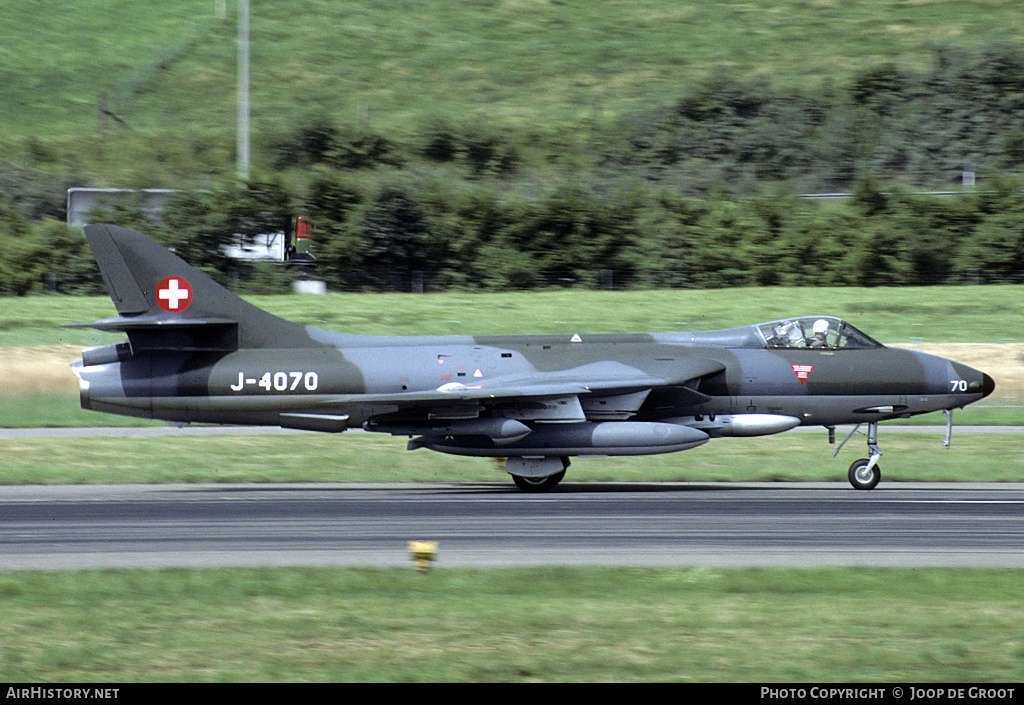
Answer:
[
  {"left": 958, "top": 211, "right": 1024, "bottom": 283},
  {"left": 0, "top": 203, "right": 47, "bottom": 295},
  {"left": 358, "top": 184, "right": 434, "bottom": 290}
]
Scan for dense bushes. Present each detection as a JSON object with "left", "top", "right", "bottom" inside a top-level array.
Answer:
[
  {"left": 2, "top": 46, "right": 1024, "bottom": 294},
  {"left": 0, "top": 205, "right": 106, "bottom": 295},
  {"left": 11, "top": 174, "right": 1018, "bottom": 296},
  {"left": 303, "top": 174, "right": 1023, "bottom": 290},
  {"left": 601, "top": 45, "right": 1024, "bottom": 194},
  {"left": 258, "top": 45, "right": 1024, "bottom": 196}
]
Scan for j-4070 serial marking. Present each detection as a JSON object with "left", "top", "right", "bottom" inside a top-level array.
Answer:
[{"left": 230, "top": 371, "right": 319, "bottom": 392}]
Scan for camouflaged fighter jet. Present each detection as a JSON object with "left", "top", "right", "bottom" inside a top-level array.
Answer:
[{"left": 71, "top": 224, "right": 995, "bottom": 492}]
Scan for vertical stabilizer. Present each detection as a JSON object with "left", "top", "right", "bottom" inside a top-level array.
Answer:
[{"left": 82, "top": 224, "right": 316, "bottom": 349}]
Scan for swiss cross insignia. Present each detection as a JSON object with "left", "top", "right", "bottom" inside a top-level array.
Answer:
[{"left": 156, "top": 276, "right": 193, "bottom": 312}]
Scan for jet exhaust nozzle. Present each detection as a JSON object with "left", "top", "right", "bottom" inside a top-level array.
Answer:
[{"left": 81, "top": 341, "right": 133, "bottom": 367}]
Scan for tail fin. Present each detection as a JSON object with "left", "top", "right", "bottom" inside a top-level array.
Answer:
[{"left": 74, "top": 224, "right": 313, "bottom": 350}]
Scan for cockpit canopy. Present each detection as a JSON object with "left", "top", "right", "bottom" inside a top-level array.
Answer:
[{"left": 755, "top": 316, "right": 882, "bottom": 350}]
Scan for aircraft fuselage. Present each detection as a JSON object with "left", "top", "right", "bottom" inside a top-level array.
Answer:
[
  {"left": 77, "top": 328, "right": 992, "bottom": 433},
  {"left": 71, "top": 225, "right": 996, "bottom": 491}
]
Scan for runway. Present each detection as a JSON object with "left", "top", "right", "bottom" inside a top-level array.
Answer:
[{"left": 2, "top": 481, "right": 1023, "bottom": 571}]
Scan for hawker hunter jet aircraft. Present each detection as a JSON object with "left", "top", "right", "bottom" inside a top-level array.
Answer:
[{"left": 72, "top": 224, "right": 994, "bottom": 491}]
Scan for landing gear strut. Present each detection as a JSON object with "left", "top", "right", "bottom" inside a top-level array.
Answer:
[{"left": 835, "top": 421, "right": 882, "bottom": 490}]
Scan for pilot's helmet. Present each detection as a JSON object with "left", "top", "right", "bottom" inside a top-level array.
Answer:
[{"left": 812, "top": 319, "right": 829, "bottom": 335}]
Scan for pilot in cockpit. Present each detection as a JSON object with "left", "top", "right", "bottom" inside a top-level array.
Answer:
[{"left": 808, "top": 319, "right": 830, "bottom": 348}]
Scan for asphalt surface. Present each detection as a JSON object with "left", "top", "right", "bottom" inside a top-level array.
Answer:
[
  {"left": 2, "top": 481, "right": 1023, "bottom": 571},
  {"left": 3, "top": 425, "right": 1021, "bottom": 571}
]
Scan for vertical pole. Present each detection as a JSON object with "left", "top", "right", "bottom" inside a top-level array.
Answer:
[{"left": 237, "top": 0, "right": 251, "bottom": 181}]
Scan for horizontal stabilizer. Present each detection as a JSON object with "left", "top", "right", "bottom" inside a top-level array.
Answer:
[
  {"left": 65, "top": 315, "right": 237, "bottom": 332},
  {"left": 66, "top": 314, "right": 240, "bottom": 353}
]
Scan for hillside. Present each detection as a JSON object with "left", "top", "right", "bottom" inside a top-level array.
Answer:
[{"left": 2, "top": 0, "right": 1023, "bottom": 186}]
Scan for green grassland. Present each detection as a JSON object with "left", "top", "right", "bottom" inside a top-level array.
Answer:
[
  {"left": 1, "top": 566, "right": 1022, "bottom": 682},
  {"left": 0, "top": 431, "right": 1022, "bottom": 485},
  {"left": 3, "top": 0, "right": 1024, "bottom": 183},
  {"left": 4, "top": 285, "right": 1024, "bottom": 347}
]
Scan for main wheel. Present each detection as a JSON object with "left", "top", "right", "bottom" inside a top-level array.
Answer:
[
  {"left": 512, "top": 470, "right": 566, "bottom": 493},
  {"left": 848, "top": 458, "right": 880, "bottom": 490}
]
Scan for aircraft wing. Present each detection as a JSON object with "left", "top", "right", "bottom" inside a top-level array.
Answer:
[
  {"left": 282, "top": 357, "right": 725, "bottom": 430},
  {"left": 434, "top": 357, "right": 723, "bottom": 398}
]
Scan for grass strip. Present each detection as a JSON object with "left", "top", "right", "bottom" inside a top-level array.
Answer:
[
  {"left": 1, "top": 432, "right": 1021, "bottom": 485},
  {"left": 1, "top": 566, "right": 1022, "bottom": 682},
  {"left": 4, "top": 287, "right": 1024, "bottom": 347}
]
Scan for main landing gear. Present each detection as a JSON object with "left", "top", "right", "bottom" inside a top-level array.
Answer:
[
  {"left": 833, "top": 411, "right": 958, "bottom": 490},
  {"left": 512, "top": 470, "right": 567, "bottom": 493},
  {"left": 507, "top": 457, "right": 570, "bottom": 493},
  {"left": 834, "top": 421, "right": 882, "bottom": 490}
]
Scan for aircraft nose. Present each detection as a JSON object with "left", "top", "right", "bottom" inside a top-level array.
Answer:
[{"left": 982, "top": 373, "right": 995, "bottom": 399}]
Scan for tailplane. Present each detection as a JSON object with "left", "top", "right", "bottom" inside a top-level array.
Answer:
[{"left": 73, "top": 224, "right": 312, "bottom": 351}]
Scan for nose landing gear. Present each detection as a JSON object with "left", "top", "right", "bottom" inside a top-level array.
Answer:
[
  {"left": 835, "top": 421, "right": 882, "bottom": 490},
  {"left": 847, "top": 457, "right": 881, "bottom": 490}
]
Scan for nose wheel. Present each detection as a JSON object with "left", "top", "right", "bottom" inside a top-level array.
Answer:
[
  {"left": 835, "top": 421, "right": 883, "bottom": 490},
  {"left": 848, "top": 457, "right": 881, "bottom": 490}
]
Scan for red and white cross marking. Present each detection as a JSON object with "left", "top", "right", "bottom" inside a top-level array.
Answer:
[{"left": 156, "top": 276, "right": 193, "bottom": 312}]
